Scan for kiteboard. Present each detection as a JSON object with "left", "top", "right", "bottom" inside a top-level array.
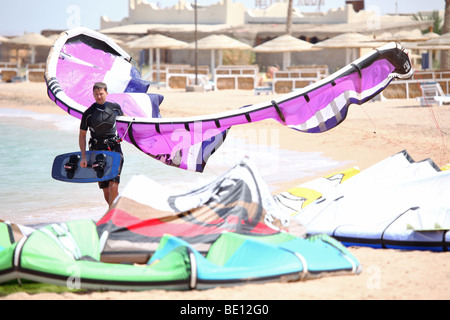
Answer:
[{"left": 52, "top": 151, "right": 122, "bottom": 183}]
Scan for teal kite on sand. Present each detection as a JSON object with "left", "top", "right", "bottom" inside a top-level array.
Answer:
[{"left": 0, "top": 220, "right": 360, "bottom": 291}]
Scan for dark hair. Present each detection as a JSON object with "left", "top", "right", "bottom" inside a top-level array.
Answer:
[{"left": 93, "top": 82, "right": 108, "bottom": 92}]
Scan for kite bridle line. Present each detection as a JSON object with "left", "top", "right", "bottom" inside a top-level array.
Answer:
[
  {"left": 118, "top": 117, "right": 135, "bottom": 143},
  {"left": 413, "top": 72, "right": 447, "bottom": 166}
]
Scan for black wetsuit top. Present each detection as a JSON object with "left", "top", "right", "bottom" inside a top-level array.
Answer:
[
  {"left": 80, "top": 102, "right": 124, "bottom": 188},
  {"left": 80, "top": 102, "right": 124, "bottom": 142}
]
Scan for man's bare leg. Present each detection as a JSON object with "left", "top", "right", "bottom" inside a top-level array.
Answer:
[{"left": 103, "top": 181, "right": 119, "bottom": 207}]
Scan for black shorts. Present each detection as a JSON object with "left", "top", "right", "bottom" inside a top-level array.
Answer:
[
  {"left": 90, "top": 141, "right": 124, "bottom": 189},
  {"left": 98, "top": 157, "right": 123, "bottom": 189}
]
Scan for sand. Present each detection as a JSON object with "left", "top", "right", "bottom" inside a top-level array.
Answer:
[{"left": 0, "top": 82, "right": 449, "bottom": 300}]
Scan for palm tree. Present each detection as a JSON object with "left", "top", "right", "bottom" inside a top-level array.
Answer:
[
  {"left": 413, "top": 11, "right": 443, "bottom": 34},
  {"left": 442, "top": 0, "right": 450, "bottom": 69},
  {"left": 286, "top": 0, "right": 293, "bottom": 35}
]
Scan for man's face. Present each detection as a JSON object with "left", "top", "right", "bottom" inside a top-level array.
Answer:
[{"left": 93, "top": 88, "right": 108, "bottom": 105}]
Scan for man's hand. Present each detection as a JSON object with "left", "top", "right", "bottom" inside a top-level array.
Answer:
[{"left": 80, "top": 157, "right": 88, "bottom": 168}]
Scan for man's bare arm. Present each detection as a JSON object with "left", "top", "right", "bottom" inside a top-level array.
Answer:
[{"left": 79, "top": 129, "right": 88, "bottom": 167}]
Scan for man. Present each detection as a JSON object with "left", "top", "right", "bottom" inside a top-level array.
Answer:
[{"left": 79, "top": 82, "right": 124, "bottom": 207}]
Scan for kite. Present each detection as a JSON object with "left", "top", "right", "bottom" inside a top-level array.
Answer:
[
  {"left": 0, "top": 220, "right": 360, "bottom": 291},
  {"left": 280, "top": 151, "right": 450, "bottom": 252},
  {"left": 45, "top": 27, "right": 413, "bottom": 172},
  {"left": 96, "top": 157, "right": 307, "bottom": 263},
  {"left": 0, "top": 159, "right": 361, "bottom": 290}
]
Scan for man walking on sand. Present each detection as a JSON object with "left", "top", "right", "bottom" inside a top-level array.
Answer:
[{"left": 79, "top": 82, "right": 124, "bottom": 207}]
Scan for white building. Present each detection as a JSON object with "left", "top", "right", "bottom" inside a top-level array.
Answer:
[
  {"left": 101, "top": 0, "right": 383, "bottom": 30},
  {"left": 99, "top": 0, "right": 434, "bottom": 72}
]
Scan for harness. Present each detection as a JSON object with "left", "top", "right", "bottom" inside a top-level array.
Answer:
[
  {"left": 87, "top": 103, "right": 123, "bottom": 151},
  {"left": 89, "top": 135, "right": 122, "bottom": 151}
]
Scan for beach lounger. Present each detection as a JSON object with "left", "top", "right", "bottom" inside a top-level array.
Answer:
[
  {"left": 254, "top": 83, "right": 273, "bottom": 95},
  {"left": 417, "top": 82, "right": 450, "bottom": 106}
]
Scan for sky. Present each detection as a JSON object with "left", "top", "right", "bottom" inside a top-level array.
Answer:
[{"left": 0, "top": 0, "right": 446, "bottom": 36}]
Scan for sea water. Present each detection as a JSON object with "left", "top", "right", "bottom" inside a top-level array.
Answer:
[{"left": 0, "top": 108, "right": 343, "bottom": 225}]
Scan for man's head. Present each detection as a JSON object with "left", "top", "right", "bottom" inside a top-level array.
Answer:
[{"left": 93, "top": 82, "right": 108, "bottom": 105}]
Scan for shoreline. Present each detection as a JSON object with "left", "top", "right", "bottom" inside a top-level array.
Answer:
[{"left": 1, "top": 82, "right": 449, "bottom": 300}]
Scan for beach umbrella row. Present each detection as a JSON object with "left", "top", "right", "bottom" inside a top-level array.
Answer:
[
  {"left": 253, "top": 34, "right": 319, "bottom": 70},
  {"left": 126, "top": 33, "right": 320, "bottom": 75},
  {"left": 186, "top": 34, "right": 252, "bottom": 75},
  {"left": 3, "top": 30, "right": 450, "bottom": 76},
  {"left": 8, "top": 33, "right": 53, "bottom": 63},
  {"left": 128, "top": 34, "right": 188, "bottom": 82},
  {"left": 416, "top": 32, "right": 450, "bottom": 50},
  {"left": 131, "top": 31, "right": 430, "bottom": 74},
  {"left": 0, "top": 33, "right": 54, "bottom": 65},
  {"left": 314, "top": 32, "right": 387, "bottom": 65},
  {"left": 0, "top": 32, "right": 366, "bottom": 71},
  {"left": 128, "top": 34, "right": 253, "bottom": 81}
]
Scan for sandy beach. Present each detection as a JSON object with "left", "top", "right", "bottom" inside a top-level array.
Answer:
[{"left": 0, "top": 81, "right": 449, "bottom": 300}]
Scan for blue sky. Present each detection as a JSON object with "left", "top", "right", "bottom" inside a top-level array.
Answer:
[{"left": 0, "top": 0, "right": 445, "bottom": 36}]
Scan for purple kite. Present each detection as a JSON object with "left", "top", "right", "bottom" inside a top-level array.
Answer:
[{"left": 45, "top": 27, "right": 413, "bottom": 172}]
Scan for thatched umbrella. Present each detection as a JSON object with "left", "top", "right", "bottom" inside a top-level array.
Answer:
[
  {"left": 361, "top": 30, "right": 441, "bottom": 68},
  {"left": 373, "top": 29, "right": 426, "bottom": 43},
  {"left": 128, "top": 34, "right": 188, "bottom": 82},
  {"left": 417, "top": 32, "right": 450, "bottom": 48},
  {"left": 9, "top": 33, "right": 53, "bottom": 63},
  {"left": 373, "top": 30, "right": 439, "bottom": 50},
  {"left": 253, "top": 34, "right": 319, "bottom": 70},
  {"left": 395, "top": 32, "right": 440, "bottom": 49},
  {"left": 315, "top": 32, "right": 386, "bottom": 65},
  {"left": 186, "top": 34, "right": 252, "bottom": 76},
  {"left": 416, "top": 33, "right": 450, "bottom": 69}
]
